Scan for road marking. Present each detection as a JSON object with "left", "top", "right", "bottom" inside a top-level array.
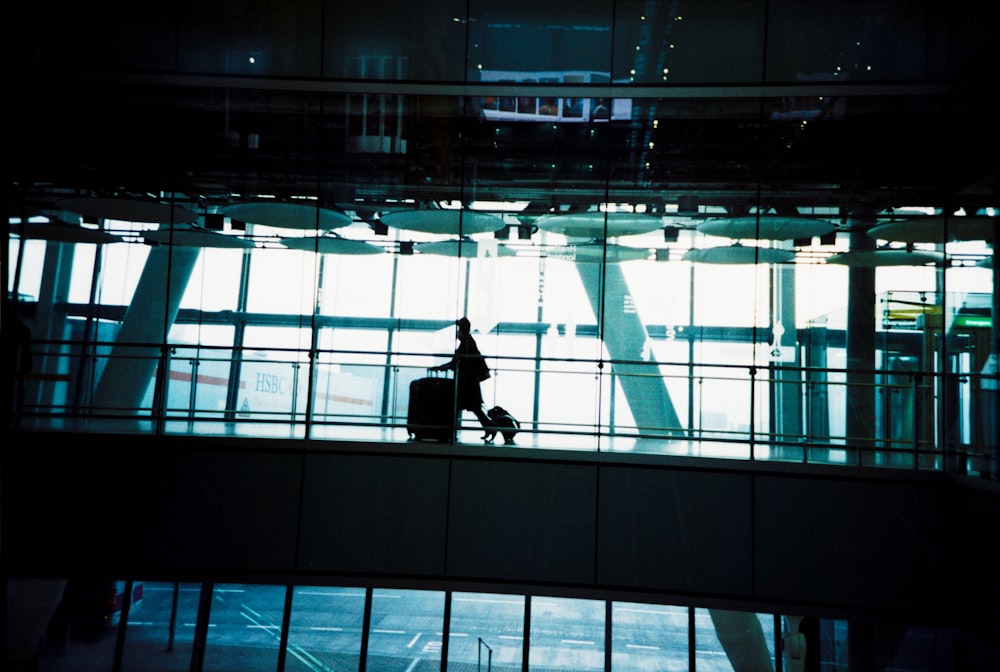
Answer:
[
  {"left": 297, "top": 590, "right": 365, "bottom": 598},
  {"left": 499, "top": 635, "right": 523, "bottom": 641},
  {"left": 309, "top": 626, "right": 344, "bottom": 632},
  {"left": 561, "top": 639, "right": 595, "bottom": 646},
  {"left": 373, "top": 629, "right": 406, "bottom": 635},
  {"left": 239, "top": 605, "right": 334, "bottom": 672},
  {"left": 616, "top": 607, "right": 676, "bottom": 616},
  {"left": 407, "top": 633, "right": 421, "bottom": 648},
  {"left": 454, "top": 597, "right": 523, "bottom": 605},
  {"left": 626, "top": 644, "right": 661, "bottom": 650},
  {"left": 404, "top": 658, "right": 421, "bottom": 672}
]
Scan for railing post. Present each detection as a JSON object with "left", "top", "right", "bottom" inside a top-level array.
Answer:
[
  {"left": 151, "top": 345, "right": 172, "bottom": 435},
  {"left": 748, "top": 365, "right": 757, "bottom": 460},
  {"left": 911, "top": 373, "right": 920, "bottom": 469},
  {"left": 478, "top": 637, "right": 492, "bottom": 672}
]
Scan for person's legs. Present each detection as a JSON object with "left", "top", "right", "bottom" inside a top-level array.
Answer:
[{"left": 473, "top": 406, "right": 495, "bottom": 441}]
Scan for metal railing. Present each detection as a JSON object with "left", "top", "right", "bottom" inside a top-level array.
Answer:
[{"left": 10, "top": 337, "right": 998, "bottom": 476}]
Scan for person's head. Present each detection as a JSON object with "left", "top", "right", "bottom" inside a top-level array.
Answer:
[{"left": 456, "top": 317, "right": 471, "bottom": 334}]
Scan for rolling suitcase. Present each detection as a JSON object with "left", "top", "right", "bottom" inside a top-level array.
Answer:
[{"left": 407, "top": 371, "right": 456, "bottom": 442}]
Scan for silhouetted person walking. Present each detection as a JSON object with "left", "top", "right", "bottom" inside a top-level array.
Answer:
[{"left": 431, "top": 317, "right": 491, "bottom": 440}]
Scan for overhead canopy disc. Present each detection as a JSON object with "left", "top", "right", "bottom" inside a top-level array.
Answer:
[
  {"left": 56, "top": 197, "right": 199, "bottom": 224},
  {"left": 535, "top": 212, "right": 665, "bottom": 238},
  {"left": 378, "top": 209, "right": 505, "bottom": 235},
  {"left": 683, "top": 244, "right": 796, "bottom": 264},
  {"left": 220, "top": 202, "right": 353, "bottom": 231},
  {"left": 867, "top": 216, "right": 997, "bottom": 243},
  {"left": 280, "top": 234, "right": 386, "bottom": 255},
  {"left": 697, "top": 215, "right": 836, "bottom": 241}
]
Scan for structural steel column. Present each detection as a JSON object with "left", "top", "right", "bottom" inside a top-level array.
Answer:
[
  {"left": 576, "top": 258, "right": 683, "bottom": 440},
  {"left": 91, "top": 245, "right": 200, "bottom": 418}
]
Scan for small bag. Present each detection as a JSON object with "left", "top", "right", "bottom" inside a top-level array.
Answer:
[
  {"left": 474, "top": 354, "right": 491, "bottom": 381},
  {"left": 486, "top": 406, "right": 520, "bottom": 444}
]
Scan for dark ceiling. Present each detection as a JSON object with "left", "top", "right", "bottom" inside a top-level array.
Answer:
[{"left": 8, "top": 1, "right": 998, "bottom": 232}]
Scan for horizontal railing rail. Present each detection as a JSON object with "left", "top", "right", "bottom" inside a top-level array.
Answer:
[{"left": 11, "top": 337, "right": 997, "bottom": 476}]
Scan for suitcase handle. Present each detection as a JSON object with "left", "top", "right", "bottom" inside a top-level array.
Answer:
[{"left": 427, "top": 367, "right": 451, "bottom": 377}]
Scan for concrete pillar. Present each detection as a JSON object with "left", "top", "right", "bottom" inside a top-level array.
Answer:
[{"left": 845, "top": 224, "right": 877, "bottom": 464}]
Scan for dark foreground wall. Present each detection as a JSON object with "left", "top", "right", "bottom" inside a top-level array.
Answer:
[{"left": 4, "top": 431, "right": 998, "bottom": 638}]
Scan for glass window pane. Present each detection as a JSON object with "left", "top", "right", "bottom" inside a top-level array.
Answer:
[
  {"left": 469, "top": 1, "right": 615, "bottom": 80},
  {"left": 8, "top": 238, "right": 43, "bottom": 300},
  {"left": 285, "top": 586, "right": 366, "bottom": 672},
  {"left": 121, "top": 581, "right": 201, "bottom": 672},
  {"left": 366, "top": 588, "right": 446, "bottom": 670},
  {"left": 180, "top": 247, "right": 246, "bottom": 313},
  {"left": 528, "top": 596, "right": 605, "bottom": 672},
  {"left": 319, "top": 252, "right": 395, "bottom": 317},
  {"left": 611, "top": 602, "right": 689, "bottom": 672},
  {"left": 694, "top": 608, "right": 775, "bottom": 672},
  {"left": 31, "top": 578, "right": 121, "bottom": 672},
  {"left": 766, "top": 0, "right": 940, "bottom": 83},
  {"left": 614, "top": 0, "right": 767, "bottom": 85},
  {"left": 312, "top": 329, "right": 388, "bottom": 433},
  {"left": 148, "top": 342, "right": 235, "bottom": 420},
  {"left": 203, "top": 584, "right": 287, "bottom": 672},
  {"left": 325, "top": 0, "right": 468, "bottom": 82},
  {"left": 246, "top": 248, "right": 319, "bottom": 315},
  {"left": 177, "top": 0, "right": 324, "bottom": 77},
  {"left": 447, "top": 592, "right": 525, "bottom": 672}
]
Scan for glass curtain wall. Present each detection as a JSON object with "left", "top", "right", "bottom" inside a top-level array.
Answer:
[
  {"left": 30, "top": 580, "right": 799, "bottom": 672},
  {"left": 30, "top": 579, "right": 974, "bottom": 672},
  {"left": 7, "top": 0, "right": 996, "bottom": 468}
]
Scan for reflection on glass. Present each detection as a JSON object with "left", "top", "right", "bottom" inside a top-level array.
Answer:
[
  {"left": 366, "top": 588, "right": 445, "bottom": 670},
  {"left": 8, "top": 14, "right": 995, "bottom": 470},
  {"left": 694, "top": 608, "right": 775, "bottom": 672},
  {"left": 30, "top": 578, "right": 123, "bottom": 672},
  {"left": 286, "top": 586, "right": 366, "bottom": 672},
  {"left": 611, "top": 602, "right": 688, "bottom": 672},
  {"left": 529, "top": 596, "right": 605, "bottom": 671},
  {"left": 203, "top": 584, "right": 286, "bottom": 672},
  {"left": 447, "top": 592, "right": 525, "bottom": 672},
  {"left": 121, "top": 581, "right": 201, "bottom": 672}
]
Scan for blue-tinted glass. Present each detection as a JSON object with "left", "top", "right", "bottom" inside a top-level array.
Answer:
[
  {"left": 366, "top": 588, "right": 446, "bottom": 670},
  {"left": 469, "top": 1, "right": 615, "bottom": 82},
  {"left": 447, "top": 592, "right": 525, "bottom": 672},
  {"left": 693, "top": 608, "right": 775, "bottom": 672},
  {"left": 614, "top": 0, "right": 767, "bottom": 84},
  {"left": 120, "top": 581, "right": 201, "bottom": 672},
  {"left": 766, "top": 1, "right": 937, "bottom": 83},
  {"left": 203, "top": 584, "right": 287, "bottom": 672},
  {"left": 324, "top": 0, "right": 468, "bottom": 81},
  {"left": 528, "top": 596, "right": 605, "bottom": 671},
  {"left": 611, "top": 602, "right": 689, "bottom": 671},
  {"left": 286, "top": 586, "right": 366, "bottom": 672}
]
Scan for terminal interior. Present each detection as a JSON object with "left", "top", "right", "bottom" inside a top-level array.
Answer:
[{"left": 5, "top": 1, "right": 999, "bottom": 671}]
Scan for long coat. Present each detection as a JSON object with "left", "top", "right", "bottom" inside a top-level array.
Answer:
[{"left": 442, "top": 332, "right": 487, "bottom": 411}]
